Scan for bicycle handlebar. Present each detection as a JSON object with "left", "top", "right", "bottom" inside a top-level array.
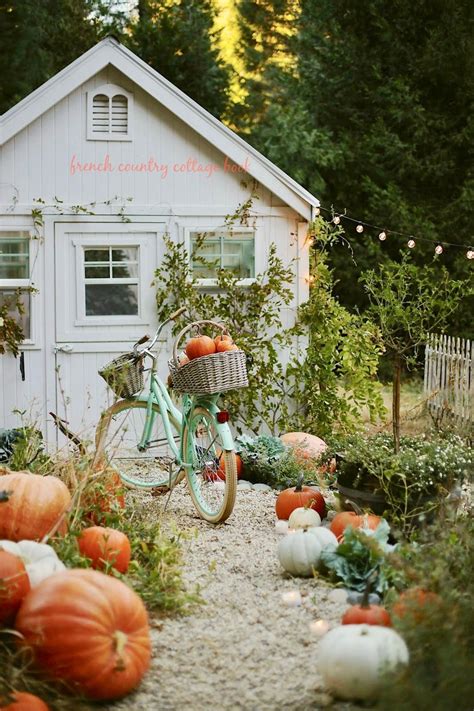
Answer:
[{"left": 133, "top": 307, "right": 187, "bottom": 357}]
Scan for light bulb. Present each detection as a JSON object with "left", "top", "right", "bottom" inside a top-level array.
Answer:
[
  {"left": 435, "top": 244, "right": 443, "bottom": 255},
  {"left": 333, "top": 215, "right": 341, "bottom": 225},
  {"left": 378, "top": 231, "right": 387, "bottom": 241},
  {"left": 467, "top": 249, "right": 474, "bottom": 260},
  {"left": 407, "top": 239, "right": 416, "bottom": 249},
  {"left": 356, "top": 224, "right": 364, "bottom": 233},
  {"left": 314, "top": 207, "right": 321, "bottom": 216}
]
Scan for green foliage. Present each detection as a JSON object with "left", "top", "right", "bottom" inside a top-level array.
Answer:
[
  {"left": 287, "top": 218, "right": 386, "bottom": 437},
  {"left": 0, "top": 0, "right": 101, "bottom": 114},
  {"left": 330, "top": 432, "right": 473, "bottom": 530},
  {"left": 377, "top": 516, "right": 474, "bottom": 710},
  {"left": 0, "top": 290, "right": 26, "bottom": 357},
  {"left": 361, "top": 256, "right": 468, "bottom": 365},
  {"left": 127, "top": 0, "right": 231, "bottom": 118},
  {"left": 321, "top": 519, "right": 394, "bottom": 593},
  {"left": 236, "top": 434, "right": 324, "bottom": 489},
  {"left": 154, "top": 231, "right": 297, "bottom": 434}
]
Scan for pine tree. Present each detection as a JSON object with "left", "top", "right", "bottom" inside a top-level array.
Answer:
[
  {"left": 0, "top": 1, "right": 101, "bottom": 114},
  {"left": 127, "top": 0, "right": 231, "bottom": 118}
]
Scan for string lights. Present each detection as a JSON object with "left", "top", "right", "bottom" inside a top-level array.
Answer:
[{"left": 313, "top": 205, "right": 473, "bottom": 259}]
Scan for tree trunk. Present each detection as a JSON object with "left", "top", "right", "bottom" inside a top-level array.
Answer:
[{"left": 392, "top": 354, "right": 401, "bottom": 453}]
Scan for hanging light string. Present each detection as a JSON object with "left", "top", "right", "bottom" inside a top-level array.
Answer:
[{"left": 313, "top": 205, "right": 474, "bottom": 259}]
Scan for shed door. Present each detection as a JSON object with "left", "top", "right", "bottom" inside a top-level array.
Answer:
[{"left": 54, "top": 222, "right": 166, "bottom": 439}]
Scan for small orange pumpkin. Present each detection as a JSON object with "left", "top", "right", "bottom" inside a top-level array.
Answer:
[
  {"left": 185, "top": 336, "right": 216, "bottom": 360},
  {"left": 0, "top": 471, "right": 71, "bottom": 541},
  {"left": 392, "top": 588, "right": 442, "bottom": 622},
  {"left": 0, "top": 549, "right": 31, "bottom": 624},
  {"left": 217, "top": 453, "right": 243, "bottom": 480},
  {"left": 214, "top": 333, "right": 233, "bottom": 348},
  {"left": 216, "top": 341, "right": 239, "bottom": 353},
  {"left": 329, "top": 511, "right": 382, "bottom": 542},
  {"left": 342, "top": 585, "right": 392, "bottom": 627},
  {"left": 78, "top": 526, "right": 131, "bottom": 574},
  {"left": 85, "top": 469, "right": 125, "bottom": 524},
  {"left": 0, "top": 691, "right": 50, "bottom": 710},
  {"left": 275, "top": 476, "right": 326, "bottom": 520},
  {"left": 15, "top": 569, "right": 152, "bottom": 700}
]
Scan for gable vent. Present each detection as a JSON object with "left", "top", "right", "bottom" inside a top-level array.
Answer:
[
  {"left": 92, "top": 94, "right": 110, "bottom": 133},
  {"left": 111, "top": 95, "right": 128, "bottom": 133},
  {"left": 87, "top": 84, "right": 133, "bottom": 141}
]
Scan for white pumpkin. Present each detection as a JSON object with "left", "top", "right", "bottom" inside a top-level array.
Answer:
[
  {"left": 0, "top": 539, "right": 65, "bottom": 587},
  {"left": 318, "top": 624, "right": 409, "bottom": 700},
  {"left": 306, "top": 526, "right": 338, "bottom": 550},
  {"left": 278, "top": 529, "right": 322, "bottom": 577},
  {"left": 288, "top": 507, "right": 321, "bottom": 529}
]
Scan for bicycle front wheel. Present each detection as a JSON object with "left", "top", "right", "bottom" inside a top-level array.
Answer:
[
  {"left": 95, "top": 400, "right": 182, "bottom": 489},
  {"left": 182, "top": 406, "right": 237, "bottom": 523}
]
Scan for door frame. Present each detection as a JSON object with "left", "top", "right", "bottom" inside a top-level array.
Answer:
[{"left": 44, "top": 214, "right": 171, "bottom": 445}]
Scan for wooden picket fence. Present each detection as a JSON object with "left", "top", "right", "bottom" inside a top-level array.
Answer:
[{"left": 424, "top": 333, "right": 473, "bottom": 426}]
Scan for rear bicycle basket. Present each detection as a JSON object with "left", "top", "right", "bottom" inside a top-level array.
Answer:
[{"left": 99, "top": 353, "right": 144, "bottom": 398}]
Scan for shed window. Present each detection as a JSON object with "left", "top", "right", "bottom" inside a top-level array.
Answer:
[
  {"left": 87, "top": 84, "right": 133, "bottom": 141},
  {"left": 190, "top": 232, "right": 255, "bottom": 281},
  {"left": 83, "top": 246, "right": 139, "bottom": 316},
  {"left": 0, "top": 234, "right": 31, "bottom": 339}
]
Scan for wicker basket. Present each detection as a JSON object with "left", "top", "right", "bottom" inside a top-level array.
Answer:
[
  {"left": 99, "top": 353, "right": 144, "bottom": 398},
  {"left": 168, "top": 320, "right": 248, "bottom": 395}
]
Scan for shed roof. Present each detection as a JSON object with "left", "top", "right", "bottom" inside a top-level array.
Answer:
[{"left": 0, "top": 38, "right": 319, "bottom": 219}]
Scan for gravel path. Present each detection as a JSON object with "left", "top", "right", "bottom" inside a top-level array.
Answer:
[{"left": 110, "top": 484, "right": 354, "bottom": 711}]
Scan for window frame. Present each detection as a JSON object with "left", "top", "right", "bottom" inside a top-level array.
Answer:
[
  {"left": 185, "top": 226, "right": 257, "bottom": 287},
  {"left": 0, "top": 230, "right": 35, "bottom": 344},
  {"left": 87, "top": 83, "right": 134, "bottom": 142},
  {"left": 73, "top": 236, "right": 148, "bottom": 326}
]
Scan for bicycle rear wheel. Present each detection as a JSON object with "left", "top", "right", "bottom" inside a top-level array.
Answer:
[
  {"left": 181, "top": 405, "right": 237, "bottom": 523},
  {"left": 95, "top": 400, "right": 182, "bottom": 489}
]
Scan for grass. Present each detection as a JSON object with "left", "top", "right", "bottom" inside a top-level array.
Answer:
[{"left": 362, "top": 377, "right": 431, "bottom": 436}]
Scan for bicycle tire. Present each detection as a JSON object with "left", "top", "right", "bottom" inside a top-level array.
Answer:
[
  {"left": 181, "top": 405, "right": 237, "bottom": 523},
  {"left": 95, "top": 399, "right": 183, "bottom": 489}
]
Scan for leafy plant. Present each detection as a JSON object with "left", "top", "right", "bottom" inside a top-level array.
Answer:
[
  {"left": 360, "top": 256, "right": 468, "bottom": 450},
  {"left": 286, "top": 217, "right": 386, "bottom": 438},
  {"left": 0, "top": 289, "right": 26, "bottom": 357},
  {"left": 376, "top": 516, "right": 474, "bottom": 710},
  {"left": 329, "top": 431, "right": 473, "bottom": 530},
  {"left": 321, "top": 520, "right": 394, "bottom": 593}
]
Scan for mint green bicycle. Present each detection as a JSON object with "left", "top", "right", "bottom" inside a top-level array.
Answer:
[{"left": 95, "top": 309, "right": 243, "bottom": 523}]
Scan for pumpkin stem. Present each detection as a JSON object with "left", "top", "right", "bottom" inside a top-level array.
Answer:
[
  {"left": 361, "top": 579, "right": 371, "bottom": 608},
  {"left": 295, "top": 474, "right": 304, "bottom": 492},
  {"left": 344, "top": 498, "right": 363, "bottom": 516},
  {"left": 113, "top": 630, "right": 128, "bottom": 671},
  {"left": 0, "top": 489, "right": 12, "bottom": 503}
]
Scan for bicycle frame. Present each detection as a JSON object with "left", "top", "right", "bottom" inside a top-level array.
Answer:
[{"left": 133, "top": 358, "right": 235, "bottom": 470}]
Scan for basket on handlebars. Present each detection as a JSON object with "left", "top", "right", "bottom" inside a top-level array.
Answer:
[
  {"left": 168, "top": 320, "right": 248, "bottom": 395},
  {"left": 99, "top": 353, "right": 144, "bottom": 398}
]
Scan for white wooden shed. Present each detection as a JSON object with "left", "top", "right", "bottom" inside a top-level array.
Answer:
[{"left": 0, "top": 38, "right": 319, "bottom": 442}]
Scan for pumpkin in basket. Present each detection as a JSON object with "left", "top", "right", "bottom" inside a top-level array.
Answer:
[
  {"left": 216, "top": 341, "right": 239, "bottom": 353},
  {"left": 214, "top": 333, "right": 233, "bottom": 348},
  {"left": 185, "top": 336, "right": 216, "bottom": 360}
]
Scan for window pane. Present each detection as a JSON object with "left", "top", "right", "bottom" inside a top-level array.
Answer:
[
  {"left": 0, "top": 237, "right": 29, "bottom": 279},
  {"left": 190, "top": 232, "right": 254, "bottom": 279},
  {"left": 0, "top": 289, "right": 30, "bottom": 338},
  {"left": 112, "top": 248, "right": 138, "bottom": 262},
  {"left": 222, "top": 240, "right": 255, "bottom": 278},
  {"left": 85, "top": 265, "right": 110, "bottom": 278},
  {"left": 112, "top": 263, "right": 138, "bottom": 278},
  {"left": 84, "top": 248, "right": 109, "bottom": 262},
  {"left": 85, "top": 284, "right": 138, "bottom": 316}
]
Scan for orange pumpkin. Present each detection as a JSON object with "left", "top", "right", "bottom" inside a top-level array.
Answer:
[
  {"left": 214, "top": 333, "right": 233, "bottom": 348},
  {"left": 217, "top": 453, "right": 243, "bottom": 480},
  {"left": 275, "top": 476, "right": 326, "bottom": 520},
  {"left": 185, "top": 336, "right": 216, "bottom": 360},
  {"left": 392, "top": 588, "right": 442, "bottom": 622},
  {"left": 0, "top": 471, "right": 71, "bottom": 542},
  {"left": 78, "top": 526, "right": 131, "bottom": 574},
  {"left": 0, "top": 549, "right": 31, "bottom": 624},
  {"left": 179, "top": 355, "right": 190, "bottom": 367},
  {"left": 342, "top": 585, "right": 392, "bottom": 627},
  {"left": 216, "top": 341, "right": 239, "bottom": 353},
  {"left": 0, "top": 691, "right": 50, "bottom": 710},
  {"left": 329, "top": 511, "right": 382, "bottom": 542},
  {"left": 15, "top": 569, "right": 151, "bottom": 700}
]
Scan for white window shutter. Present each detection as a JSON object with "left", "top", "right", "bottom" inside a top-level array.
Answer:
[{"left": 87, "top": 85, "right": 133, "bottom": 141}]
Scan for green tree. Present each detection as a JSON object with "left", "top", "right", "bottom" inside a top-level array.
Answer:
[
  {"left": 235, "top": 0, "right": 474, "bottom": 338},
  {"left": 127, "top": 0, "right": 231, "bottom": 118},
  {"left": 360, "top": 256, "right": 467, "bottom": 451},
  {"left": 0, "top": 0, "right": 102, "bottom": 114}
]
